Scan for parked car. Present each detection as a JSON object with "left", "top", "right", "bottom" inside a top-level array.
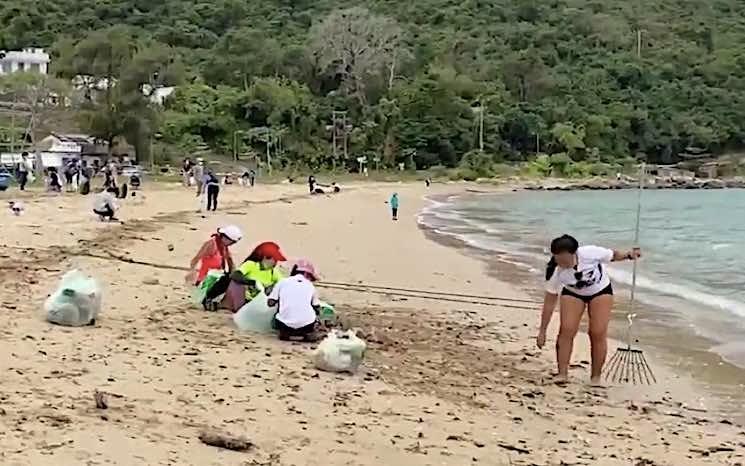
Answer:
[{"left": 0, "top": 166, "right": 13, "bottom": 191}]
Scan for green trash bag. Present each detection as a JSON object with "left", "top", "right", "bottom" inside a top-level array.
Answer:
[
  {"left": 318, "top": 301, "right": 337, "bottom": 325},
  {"left": 191, "top": 270, "right": 224, "bottom": 305}
]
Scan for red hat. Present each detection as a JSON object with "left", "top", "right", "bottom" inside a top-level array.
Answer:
[{"left": 253, "top": 241, "right": 287, "bottom": 262}]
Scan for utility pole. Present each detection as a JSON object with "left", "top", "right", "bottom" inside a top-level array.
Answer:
[
  {"left": 331, "top": 111, "right": 337, "bottom": 170},
  {"left": 232, "top": 131, "right": 238, "bottom": 161},
  {"left": 265, "top": 127, "right": 272, "bottom": 173},
  {"left": 636, "top": 29, "right": 645, "bottom": 58},
  {"left": 331, "top": 110, "right": 349, "bottom": 170},
  {"left": 479, "top": 105, "right": 485, "bottom": 152},
  {"left": 342, "top": 112, "right": 348, "bottom": 161},
  {"left": 536, "top": 133, "right": 540, "bottom": 155}
]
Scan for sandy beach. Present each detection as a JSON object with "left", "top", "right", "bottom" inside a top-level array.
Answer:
[{"left": 0, "top": 181, "right": 744, "bottom": 465}]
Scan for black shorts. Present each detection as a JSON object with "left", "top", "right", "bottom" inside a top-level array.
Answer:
[{"left": 561, "top": 283, "right": 613, "bottom": 303}]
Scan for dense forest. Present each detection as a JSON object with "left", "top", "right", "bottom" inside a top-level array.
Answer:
[{"left": 1, "top": 0, "right": 745, "bottom": 176}]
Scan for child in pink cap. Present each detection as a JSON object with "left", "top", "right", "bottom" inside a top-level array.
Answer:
[{"left": 268, "top": 259, "right": 321, "bottom": 341}]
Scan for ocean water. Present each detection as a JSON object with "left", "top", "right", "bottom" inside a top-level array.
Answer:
[{"left": 419, "top": 189, "right": 745, "bottom": 369}]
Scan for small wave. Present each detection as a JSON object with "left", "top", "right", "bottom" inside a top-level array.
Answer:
[
  {"left": 712, "top": 243, "right": 732, "bottom": 251},
  {"left": 607, "top": 268, "right": 745, "bottom": 319}
]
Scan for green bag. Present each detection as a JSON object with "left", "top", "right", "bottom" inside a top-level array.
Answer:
[
  {"left": 192, "top": 270, "right": 223, "bottom": 304},
  {"left": 318, "top": 301, "right": 337, "bottom": 325}
]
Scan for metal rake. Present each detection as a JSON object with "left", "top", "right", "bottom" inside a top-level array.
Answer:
[{"left": 604, "top": 163, "right": 656, "bottom": 385}]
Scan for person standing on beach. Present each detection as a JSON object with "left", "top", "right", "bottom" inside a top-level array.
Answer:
[
  {"left": 204, "top": 170, "right": 220, "bottom": 212},
  {"left": 536, "top": 234, "right": 641, "bottom": 386},
  {"left": 16, "top": 152, "right": 31, "bottom": 191},
  {"left": 193, "top": 159, "right": 205, "bottom": 197},
  {"left": 182, "top": 158, "right": 193, "bottom": 187},
  {"left": 389, "top": 193, "right": 399, "bottom": 221}
]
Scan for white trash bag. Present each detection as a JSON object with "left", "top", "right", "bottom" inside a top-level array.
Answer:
[
  {"left": 233, "top": 283, "right": 276, "bottom": 333},
  {"left": 44, "top": 270, "right": 102, "bottom": 327},
  {"left": 313, "top": 329, "right": 367, "bottom": 374}
]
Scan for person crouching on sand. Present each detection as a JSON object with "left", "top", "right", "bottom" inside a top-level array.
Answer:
[
  {"left": 186, "top": 225, "right": 243, "bottom": 308},
  {"left": 536, "top": 234, "right": 641, "bottom": 385},
  {"left": 268, "top": 259, "right": 321, "bottom": 342},
  {"left": 203, "top": 241, "right": 287, "bottom": 311},
  {"left": 93, "top": 187, "right": 120, "bottom": 221}
]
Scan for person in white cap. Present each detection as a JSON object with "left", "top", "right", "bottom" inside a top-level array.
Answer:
[
  {"left": 186, "top": 225, "right": 243, "bottom": 297},
  {"left": 268, "top": 259, "right": 322, "bottom": 341}
]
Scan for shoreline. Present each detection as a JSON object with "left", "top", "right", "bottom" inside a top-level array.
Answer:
[
  {"left": 417, "top": 189, "right": 745, "bottom": 420},
  {"left": 1, "top": 181, "right": 744, "bottom": 464}
]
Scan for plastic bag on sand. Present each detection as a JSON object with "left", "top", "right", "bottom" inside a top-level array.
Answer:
[
  {"left": 191, "top": 270, "right": 223, "bottom": 304},
  {"left": 318, "top": 301, "right": 337, "bottom": 326},
  {"left": 313, "top": 329, "right": 367, "bottom": 374},
  {"left": 233, "top": 282, "right": 276, "bottom": 333},
  {"left": 45, "top": 270, "right": 102, "bottom": 327}
]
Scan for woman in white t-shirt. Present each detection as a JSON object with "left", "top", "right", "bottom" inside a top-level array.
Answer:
[
  {"left": 537, "top": 234, "right": 641, "bottom": 385},
  {"left": 268, "top": 259, "right": 321, "bottom": 342}
]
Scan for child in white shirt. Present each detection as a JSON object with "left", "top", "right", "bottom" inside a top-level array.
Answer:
[{"left": 268, "top": 259, "right": 321, "bottom": 341}]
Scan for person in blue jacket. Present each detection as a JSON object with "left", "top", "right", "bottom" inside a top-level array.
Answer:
[{"left": 389, "top": 193, "right": 399, "bottom": 221}]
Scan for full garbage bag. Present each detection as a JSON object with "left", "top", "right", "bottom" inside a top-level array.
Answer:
[
  {"left": 44, "top": 270, "right": 102, "bottom": 327},
  {"left": 233, "top": 282, "right": 276, "bottom": 333},
  {"left": 312, "top": 329, "right": 367, "bottom": 373}
]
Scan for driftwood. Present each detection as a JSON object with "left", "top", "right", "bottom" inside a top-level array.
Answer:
[
  {"left": 198, "top": 430, "right": 254, "bottom": 452},
  {"left": 496, "top": 442, "right": 530, "bottom": 455},
  {"left": 94, "top": 390, "right": 108, "bottom": 409}
]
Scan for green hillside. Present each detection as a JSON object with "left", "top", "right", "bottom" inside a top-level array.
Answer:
[{"left": 2, "top": 0, "right": 744, "bottom": 174}]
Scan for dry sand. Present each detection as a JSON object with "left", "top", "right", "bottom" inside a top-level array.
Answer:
[{"left": 0, "top": 181, "right": 743, "bottom": 465}]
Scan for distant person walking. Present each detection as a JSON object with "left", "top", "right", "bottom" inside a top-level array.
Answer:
[
  {"left": 16, "top": 152, "right": 30, "bottom": 191},
  {"left": 193, "top": 159, "right": 205, "bottom": 197},
  {"left": 205, "top": 170, "right": 220, "bottom": 212},
  {"left": 182, "top": 158, "right": 193, "bottom": 187},
  {"left": 390, "top": 193, "right": 399, "bottom": 221}
]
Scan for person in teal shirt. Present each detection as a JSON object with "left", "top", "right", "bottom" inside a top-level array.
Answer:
[{"left": 390, "top": 193, "right": 399, "bottom": 221}]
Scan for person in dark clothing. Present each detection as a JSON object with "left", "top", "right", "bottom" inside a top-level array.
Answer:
[
  {"left": 79, "top": 161, "right": 92, "bottom": 195},
  {"left": 205, "top": 171, "right": 220, "bottom": 211},
  {"left": 48, "top": 168, "right": 62, "bottom": 192},
  {"left": 16, "top": 152, "right": 30, "bottom": 191},
  {"left": 308, "top": 175, "right": 316, "bottom": 194}
]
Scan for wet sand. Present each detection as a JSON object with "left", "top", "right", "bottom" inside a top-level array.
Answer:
[{"left": 0, "top": 181, "right": 743, "bottom": 465}]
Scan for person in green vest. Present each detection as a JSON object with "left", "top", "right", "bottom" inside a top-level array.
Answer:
[{"left": 220, "top": 241, "right": 287, "bottom": 311}]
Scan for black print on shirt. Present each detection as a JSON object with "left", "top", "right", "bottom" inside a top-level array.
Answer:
[{"left": 572, "top": 265, "right": 603, "bottom": 290}]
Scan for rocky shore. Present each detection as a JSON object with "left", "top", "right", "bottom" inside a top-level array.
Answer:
[{"left": 523, "top": 177, "right": 745, "bottom": 191}]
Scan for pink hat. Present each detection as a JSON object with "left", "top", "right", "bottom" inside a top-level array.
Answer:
[{"left": 294, "top": 259, "right": 319, "bottom": 281}]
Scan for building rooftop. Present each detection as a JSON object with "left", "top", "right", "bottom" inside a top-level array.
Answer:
[{"left": 0, "top": 48, "right": 50, "bottom": 64}]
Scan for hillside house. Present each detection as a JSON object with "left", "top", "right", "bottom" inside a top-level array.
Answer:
[
  {"left": 35, "top": 133, "right": 109, "bottom": 168},
  {"left": 0, "top": 48, "right": 50, "bottom": 75}
]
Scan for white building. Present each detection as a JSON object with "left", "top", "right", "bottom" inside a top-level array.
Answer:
[{"left": 0, "top": 48, "right": 50, "bottom": 75}]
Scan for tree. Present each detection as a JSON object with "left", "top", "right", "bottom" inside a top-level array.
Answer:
[
  {"left": 57, "top": 27, "right": 181, "bottom": 162},
  {"left": 0, "top": 72, "right": 70, "bottom": 152},
  {"left": 309, "top": 7, "right": 402, "bottom": 107}
]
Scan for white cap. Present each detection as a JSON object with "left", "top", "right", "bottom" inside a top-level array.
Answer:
[{"left": 217, "top": 225, "right": 242, "bottom": 242}]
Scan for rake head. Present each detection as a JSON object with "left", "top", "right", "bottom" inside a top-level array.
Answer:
[{"left": 604, "top": 346, "right": 657, "bottom": 385}]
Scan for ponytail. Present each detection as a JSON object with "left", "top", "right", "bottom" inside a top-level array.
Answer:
[{"left": 545, "top": 256, "right": 557, "bottom": 281}]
